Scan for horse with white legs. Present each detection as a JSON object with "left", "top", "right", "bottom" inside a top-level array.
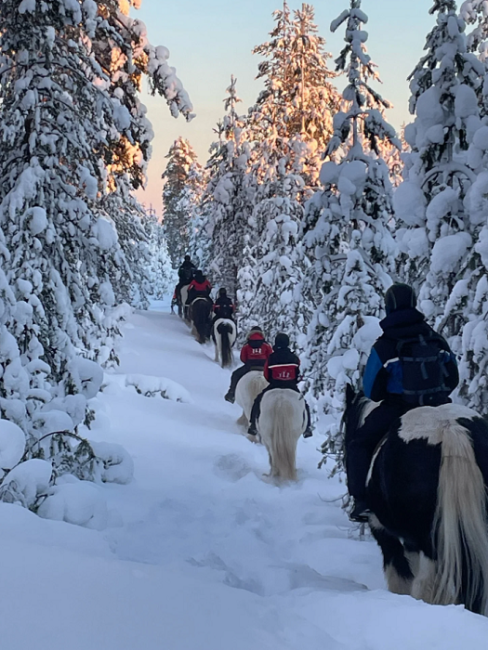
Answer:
[
  {"left": 257, "top": 388, "right": 307, "bottom": 481},
  {"left": 189, "top": 297, "right": 212, "bottom": 344},
  {"left": 235, "top": 371, "right": 268, "bottom": 429},
  {"left": 213, "top": 318, "right": 237, "bottom": 368},
  {"left": 344, "top": 384, "right": 488, "bottom": 616}
]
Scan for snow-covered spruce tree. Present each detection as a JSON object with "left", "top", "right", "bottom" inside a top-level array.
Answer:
[
  {"left": 302, "top": 0, "right": 399, "bottom": 473},
  {"left": 92, "top": 1, "right": 194, "bottom": 307},
  {"left": 206, "top": 76, "right": 254, "bottom": 296},
  {"left": 0, "top": 0, "right": 132, "bottom": 485},
  {"left": 249, "top": 2, "right": 341, "bottom": 188},
  {"left": 163, "top": 138, "right": 203, "bottom": 268},
  {"left": 248, "top": 158, "right": 308, "bottom": 346},
  {"left": 394, "top": 1, "right": 484, "bottom": 330},
  {"left": 143, "top": 209, "right": 176, "bottom": 300}
]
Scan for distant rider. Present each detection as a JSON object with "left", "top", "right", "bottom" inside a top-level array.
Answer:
[
  {"left": 186, "top": 270, "right": 212, "bottom": 305},
  {"left": 224, "top": 326, "right": 272, "bottom": 404},
  {"left": 347, "top": 283, "right": 459, "bottom": 522},
  {"left": 212, "top": 288, "right": 235, "bottom": 326},
  {"left": 247, "top": 333, "right": 313, "bottom": 438},
  {"left": 175, "top": 255, "right": 196, "bottom": 303}
]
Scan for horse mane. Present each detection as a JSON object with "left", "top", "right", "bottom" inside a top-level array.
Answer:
[{"left": 347, "top": 390, "right": 377, "bottom": 432}]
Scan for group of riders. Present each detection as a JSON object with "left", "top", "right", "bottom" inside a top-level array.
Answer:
[{"left": 173, "top": 256, "right": 460, "bottom": 524}]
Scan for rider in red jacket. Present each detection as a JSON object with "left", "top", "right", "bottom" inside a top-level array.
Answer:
[
  {"left": 224, "top": 327, "right": 273, "bottom": 403},
  {"left": 248, "top": 333, "right": 312, "bottom": 438},
  {"left": 186, "top": 270, "right": 212, "bottom": 304}
]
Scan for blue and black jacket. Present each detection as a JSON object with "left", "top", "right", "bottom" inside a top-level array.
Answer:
[{"left": 363, "top": 308, "right": 459, "bottom": 404}]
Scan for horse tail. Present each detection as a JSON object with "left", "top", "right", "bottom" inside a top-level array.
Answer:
[
  {"left": 268, "top": 393, "right": 299, "bottom": 481},
  {"left": 217, "top": 322, "right": 233, "bottom": 368},
  {"left": 433, "top": 417, "right": 488, "bottom": 615}
]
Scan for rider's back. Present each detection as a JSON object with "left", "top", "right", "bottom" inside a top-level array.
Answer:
[{"left": 364, "top": 307, "right": 458, "bottom": 406}]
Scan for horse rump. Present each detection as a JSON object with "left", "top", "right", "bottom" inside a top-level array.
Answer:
[
  {"left": 191, "top": 298, "right": 212, "bottom": 344},
  {"left": 258, "top": 389, "right": 305, "bottom": 481},
  {"left": 216, "top": 320, "right": 235, "bottom": 368}
]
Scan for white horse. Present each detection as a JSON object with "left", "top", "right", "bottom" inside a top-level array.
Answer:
[
  {"left": 213, "top": 318, "right": 237, "bottom": 368},
  {"left": 235, "top": 370, "right": 268, "bottom": 430},
  {"left": 257, "top": 388, "right": 306, "bottom": 481}
]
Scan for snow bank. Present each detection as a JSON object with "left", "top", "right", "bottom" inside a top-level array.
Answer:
[
  {"left": 90, "top": 442, "right": 134, "bottom": 485},
  {"left": 38, "top": 481, "right": 108, "bottom": 530},
  {"left": 125, "top": 374, "right": 191, "bottom": 402}
]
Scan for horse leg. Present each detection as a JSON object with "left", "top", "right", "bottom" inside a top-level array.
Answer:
[
  {"left": 237, "top": 412, "right": 248, "bottom": 427},
  {"left": 370, "top": 515, "right": 415, "bottom": 596},
  {"left": 411, "top": 552, "right": 436, "bottom": 604}
]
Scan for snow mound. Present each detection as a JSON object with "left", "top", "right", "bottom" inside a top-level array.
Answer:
[
  {"left": 37, "top": 481, "right": 108, "bottom": 530},
  {"left": 90, "top": 442, "right": 134, "bottom": 485},
  {"left": 0, "top": 420, "right": 26, "bottom": 471},
  {"left": 0, "top": 459, "right": 53, "bottom": 507},
  {"left": 125, "top": 374, "right": 191, "bottom": 403},
  {"left": 75, "top": 358, "right": 104, "bottom": 399}
]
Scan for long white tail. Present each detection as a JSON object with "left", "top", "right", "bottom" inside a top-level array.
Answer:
[
  {"left": 433, "top": 420, "right": 488, "bottom": 614},
  {"left": 260, "top": 391, "right": 304, "bottom": 481}
]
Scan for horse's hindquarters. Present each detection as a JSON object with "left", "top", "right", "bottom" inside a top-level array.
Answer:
[
  {"left": 235, "top": 371, "right": 268, "bottom": 425},
  {"left": 258, "top": 389, "right": 305, "bottom": 481}
]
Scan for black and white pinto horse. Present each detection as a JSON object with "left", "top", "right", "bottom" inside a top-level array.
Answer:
[
  {"left": 213, "top": 318, "right": 237, "bottom": 368},
  {"left": 344, "top": 385, "right": 488, "bottom": 615},
  {"left": 235, "top": 370, "right": 268, "bottom": 431},
  {"left": 189, "top": 297, "right": 213, "bottom": 344},
  {"left": 257, "top": 388, "right": 307, "bottom": 481}
]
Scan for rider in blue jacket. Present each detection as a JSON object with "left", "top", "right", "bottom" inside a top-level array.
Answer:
[{"left": 347, "top": 283, "right": 459, "bottom": 522}]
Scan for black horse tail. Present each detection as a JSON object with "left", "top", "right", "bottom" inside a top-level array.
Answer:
[
  {"left": 192, "top": 299, "right": 211, "bottom": 344},
  {"left": 217, "top": 321, "right": 234, "bottom": 368},
  {"left": 433, "top": 416, "right": 488, "bottom": 615}
]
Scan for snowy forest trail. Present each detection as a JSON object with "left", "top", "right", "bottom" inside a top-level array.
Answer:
[{"left": 2, "top": 302, "right": 488, "bottom": 650}]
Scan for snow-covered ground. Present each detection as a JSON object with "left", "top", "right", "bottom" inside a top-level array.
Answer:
[{"left": 1, "top": 300, "right": 488, "bottom": 649}]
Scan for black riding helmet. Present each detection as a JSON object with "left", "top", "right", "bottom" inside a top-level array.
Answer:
[
  {"left": 184, "top": 255, "right": 191, "bottom": 262},
  {"left": 219, "top": 287, "right": 227, "bottom": 297},
  {"left": 385, "top": 283, "right": 417, "bottom": 315},
  {"left": 274, "top": 332, "right": 290, "bottom": 349},
  {"left": 194, "top": 269, "right": 205, "bottom": 282}
]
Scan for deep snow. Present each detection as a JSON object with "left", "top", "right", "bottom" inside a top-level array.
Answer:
[{"left": 1, "top": 300, "right": 488, "bottom": 649}]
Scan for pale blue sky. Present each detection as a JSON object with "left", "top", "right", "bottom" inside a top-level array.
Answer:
[{"left": 134, "top": 0, "right": 435, "bottom": 213}]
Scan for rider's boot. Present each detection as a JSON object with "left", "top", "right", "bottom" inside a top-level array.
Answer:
[
  {"left": 224, "top": 390, "right": 235, "bottom": 404},
  {"left": 303, "top": 423, "right": 313, "bottom": 438}
]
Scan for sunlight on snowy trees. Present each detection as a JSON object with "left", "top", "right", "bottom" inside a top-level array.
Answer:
[{"left": 159, "top": 0, "right": 488, "bottom": 476}]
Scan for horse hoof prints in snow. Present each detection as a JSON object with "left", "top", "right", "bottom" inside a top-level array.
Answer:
[
  {"left": 344, "top": 385, "right": 488, "bottom": 616},
  {"left": 213, "top": 318, "right": 237, "bottom": 368},
  {"left": 257, "top": 388, "right": 307, "bottom": 481}
]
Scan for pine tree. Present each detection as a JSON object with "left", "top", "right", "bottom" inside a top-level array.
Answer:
[
  {"left": 393, "top": 0, "right": 484, "bottom": 329},
  {"left": 249, "top": 2, "right": 341, "bottom": 187},
  {"left": 302, "top": 0, "right": 398, "bottom": 472},
  {"left": 206, "top": 77, "right": 253, "bottom": 296},
  {"left": 162, "top": 138, "right": 203, "bottom": 267},
  {"left": 92, "top": 1, "right": 194, "bottom": 307},
  {"left": 143, "top": 209, "right": 176, "bottom": 300},
  {"left": 248, "top": 162, "right": 308, "bottom": 346}
]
